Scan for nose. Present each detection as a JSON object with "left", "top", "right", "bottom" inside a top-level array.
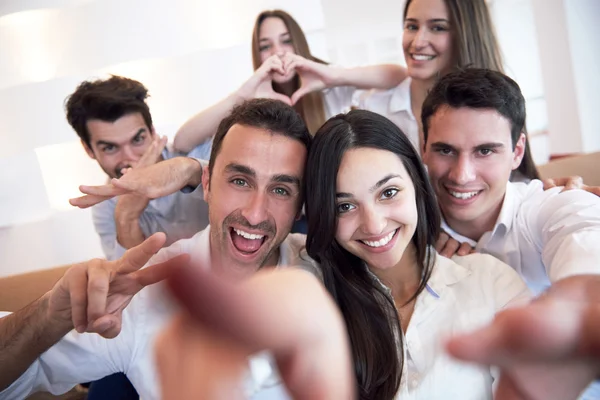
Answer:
[
  {"left": 448, "top": 155, "right": 476, "bottom": 185},
  {"left": 412, "top": 27, "right": 429, "bottom": 49},
  {"left": 241, "top": 191, "right": 269, "bottom": 227},
  {"left": 121, "top": 145, "right": 137, "bottom": 162},
  {"left": 360, "top": 205, "right": 387, "bottom": 237}
]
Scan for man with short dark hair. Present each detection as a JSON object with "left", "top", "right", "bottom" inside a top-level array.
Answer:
[
  {"left": 422, "top": 68, "right": 600, "bottom": 295},
  {"left": 422, "top": 68, "right": 600, "bottom": 399},
  {"left": 66, "top": 75, "right": 212, "bottom": 260},
  {"left": 0, "top": 99, "right": 312, "bottom": 400}
]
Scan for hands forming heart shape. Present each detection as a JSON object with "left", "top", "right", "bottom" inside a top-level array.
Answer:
[{"left": 241, "top": 53, "right": 336, "bottom": 106}]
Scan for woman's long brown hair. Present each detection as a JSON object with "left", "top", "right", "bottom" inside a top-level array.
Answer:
[{"left": 251, "top": 10, "right": 327, "bottom": 135}]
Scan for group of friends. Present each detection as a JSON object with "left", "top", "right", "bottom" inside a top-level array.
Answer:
[{"left": 1, "top": 0, "right": 600, "bottom": 399}]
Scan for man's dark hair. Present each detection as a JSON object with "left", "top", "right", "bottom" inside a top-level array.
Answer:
[
  {"left": 422, "top": 68, "right": 526, "bottom": 148},
  {"left": 65, "top": 75, "right": 153, "bottom": 149},
  {"left": 422, "top": 68, "right": 539, "bottom": 180},
  {"left": 208, "top": 98, "right": 312, "bottom": 178}
]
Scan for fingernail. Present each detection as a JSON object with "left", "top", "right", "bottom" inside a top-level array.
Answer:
[{"left": 76, "top": 325, "right": 86, "bottom": 333}]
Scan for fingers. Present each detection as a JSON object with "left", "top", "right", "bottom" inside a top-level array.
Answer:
[
  {"left": 559, "top": 176, "right": 584, "bottom": 192},
  {"left": 494, "top": 374, "right": 526, "bottom": 400},
  {"left": 138, "top": 135, "right": 167, "bottom": 168},
  {"left": 582, "top": 185, "right": 600, "bottom": 198},
  {"left": 69, "top": 194, "right": 114, "bottom": 209},
  {"left": 156, "top": 315, "right": 248, "bottom": 400},
  {"left": 457, "top": 241, "right": 474, "bottom": 256},
  {"left": 133, "top": 253, "right": 190, "bottom": 287},
  {"left": 167, "top": 267, "right": 355, "bottom": 399},
  {"left": 80, "top": 183, "right": 127, "bottom": 197},
  {"left": 542, "top": 178, "right": 556, "bottom": 190},
  {"left": 116, "top": 232, "right": 167, "bottom": 274},
  {"left": 67, "top": 265, "right": 90, "bottom": 333},
  {"left": 89, "top": 314, "right": 123, "bottom": 339},
  {"left": 86, "top": 264, "right": 110, "bottom": 323},
  {"left": 263, "top": 54, "right": 286, "bottom": 76},
  {"left": 436, "top": 232, "right": 460, "bottom": 258}
]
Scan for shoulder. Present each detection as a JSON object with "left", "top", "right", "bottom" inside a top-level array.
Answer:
[{"left": 282, "top": 233, "right": 324, "bottom": 282}]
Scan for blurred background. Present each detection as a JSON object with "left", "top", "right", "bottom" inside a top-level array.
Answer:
[{"left": 0, "top": 0, "right": 598, "bottom": 277}]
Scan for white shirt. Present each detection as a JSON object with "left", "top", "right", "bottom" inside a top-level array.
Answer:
[
  {"left": 358, "top": 77, "right": 421, "bottom": 152},
  {"left": 323, "top": 85, "right": 356, "bottom": 118},
  {"left": 298, "top": 250, "right": 531, "bottom": 399},
  {"left": 443, "top": 180, "right": 600, "bottom": 296},
  {"left": 92, "top": 140, "right": 213, "bottom": 260},
  {"left": 0, "top": 227, "right": 307, "bottom": 400}
]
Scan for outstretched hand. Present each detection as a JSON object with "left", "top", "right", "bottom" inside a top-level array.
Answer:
[
  {"left": 156, "top": 266, "right": 355, "bottom": 399},
  {"left": 447, "top": 275, "right": 600, "bottom": 400},
  {"left": 70, "top": 157, "right": 203, "bottom": 209},
  {"left": 48, "top": 233, "right": 190, "bottom": 338}
]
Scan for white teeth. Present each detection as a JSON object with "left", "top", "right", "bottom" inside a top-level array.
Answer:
[
  {"left": 412, "top": 54, "right": 435, "bottom": 61},
  {"left": 449, "top": 190, "right": 479, "bottom": 200},
  {"left": 362, "top": 230, "right": 396, "bottom": 248},
  {"left": 233, "top": 228, "right": 265, "bottom": 240}
]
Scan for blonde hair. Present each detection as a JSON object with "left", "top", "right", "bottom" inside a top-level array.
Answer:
[{"left": 251, "top": 10, "right": 327, "bottom": 135}]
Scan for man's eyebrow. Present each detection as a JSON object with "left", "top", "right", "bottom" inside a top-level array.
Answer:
[
  {"left": 272, "top": 174, "right": 300, "bottom": 187},
  {"left": 430, "top": 142, "right": 458, "bottom": 152},
  {"left": 474, "top": 142, "right": 505, "bottom": 151},
  {"left": 224, "top": 163, "right": 256, "bottom": 177}
]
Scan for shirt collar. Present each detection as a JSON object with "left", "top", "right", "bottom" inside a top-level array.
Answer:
[
  {"left": 366, "top": 249, "right": 471, "bottom": 300},
  {"left": 441, "top": 182, "right": 518, "bottom": 246},
  {"left": 389, "top": 77, "right": 414, "bottom": 115}
]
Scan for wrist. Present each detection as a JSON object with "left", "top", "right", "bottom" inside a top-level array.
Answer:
[
  {"left": 42, "top": 292, "right": 74, "bottom": 334},
  {"left": 184, "top": 158, "right": 204, "bottom": 188},
  {"left": 328, "top": 66, "right": 347, "bottom": 87}
]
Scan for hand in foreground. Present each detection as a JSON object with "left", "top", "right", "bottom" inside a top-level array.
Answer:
[
  {"left": 48, "top": 233, "right": 190, "bottom": 338},
  {"left": 543, "top": 176, "right": 600, "bottom": 197},
  {"left": 447, "top": 275, "right": 600, "bottom": 400},
  {"left": 156, "top": 266, "right": 355, "bottom": 400},
  {"left": 70, "top": 157, "right": 203, "bottom": 209}
]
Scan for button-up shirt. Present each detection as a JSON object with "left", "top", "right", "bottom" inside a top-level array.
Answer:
[
  {"left": 443, "top": 180, "right": 600, "bottom": 296},
  {"left": 298, "top": 250, "right": 531, "bottom": 399},
  {"left": 92, "top": 140, "right": 213, "bottom": 260},
  {"left": 358, "top": 77, "right": 421, "bottom": 153}
]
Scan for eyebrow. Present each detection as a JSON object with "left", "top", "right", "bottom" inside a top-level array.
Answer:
[
  {"left": 336, "top": 173, "right": 403, "bottom": 199},
  {"left": 405, "top": 18, "right": 450, "bottom": 23},
  {"left": 224, "top": 163, "right": 256, "bottom": 177},
  {"left": 259, "top": 32, "right": 290, "bottom": 42},
  {"left": 272, "top": 174, "right": 300, "bottom": 187},
  {"left": 95, "top": 128, "right": 146, "bottom": 148},
  {"left": 430, "top": 142, "right": 505, "bottom": 152}
]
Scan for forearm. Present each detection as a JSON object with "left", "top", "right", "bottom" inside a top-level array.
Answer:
[
  {"left": 0, "top": 293, "right": 72, "bottom": 390},
  {"left": 115, "top": 196, "right": 147, "bottom": 249},
  {"left": 174, "top": 92, "right": 244, "bottom": 153},
  {"left": 332, "top": 64, "right": 407, "bottom": 89}
]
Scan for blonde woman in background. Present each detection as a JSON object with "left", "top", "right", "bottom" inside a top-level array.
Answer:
[
  {"left": 173, "top": 9, "right": 407, "bottom": 151},
  {"left": 359, "top": 0, "right": 541, "bottom": 181}
]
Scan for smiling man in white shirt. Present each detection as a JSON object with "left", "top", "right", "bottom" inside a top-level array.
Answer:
[
  {"left": 0, "top": 99, "right": 312, "bottom": 400},
  {"left": 422, "top": 68, "right": 600, "bottom": 296},
  {"left": 422, "top": 69, "right": 600, "bottom": 399}
]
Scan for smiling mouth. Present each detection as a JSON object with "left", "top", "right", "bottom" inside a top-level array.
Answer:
[
  {"left": 411, "top": 53, "right": 435, "bottom": 61},
  {"left": 229, "top": 227, "right": 267, "bottom": 254},
  {"left": 446, "top": 188, "right": 482, "bottom": 200},
  {"left": 360, "top": 229, "right": 398, "bottom": 248}
]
